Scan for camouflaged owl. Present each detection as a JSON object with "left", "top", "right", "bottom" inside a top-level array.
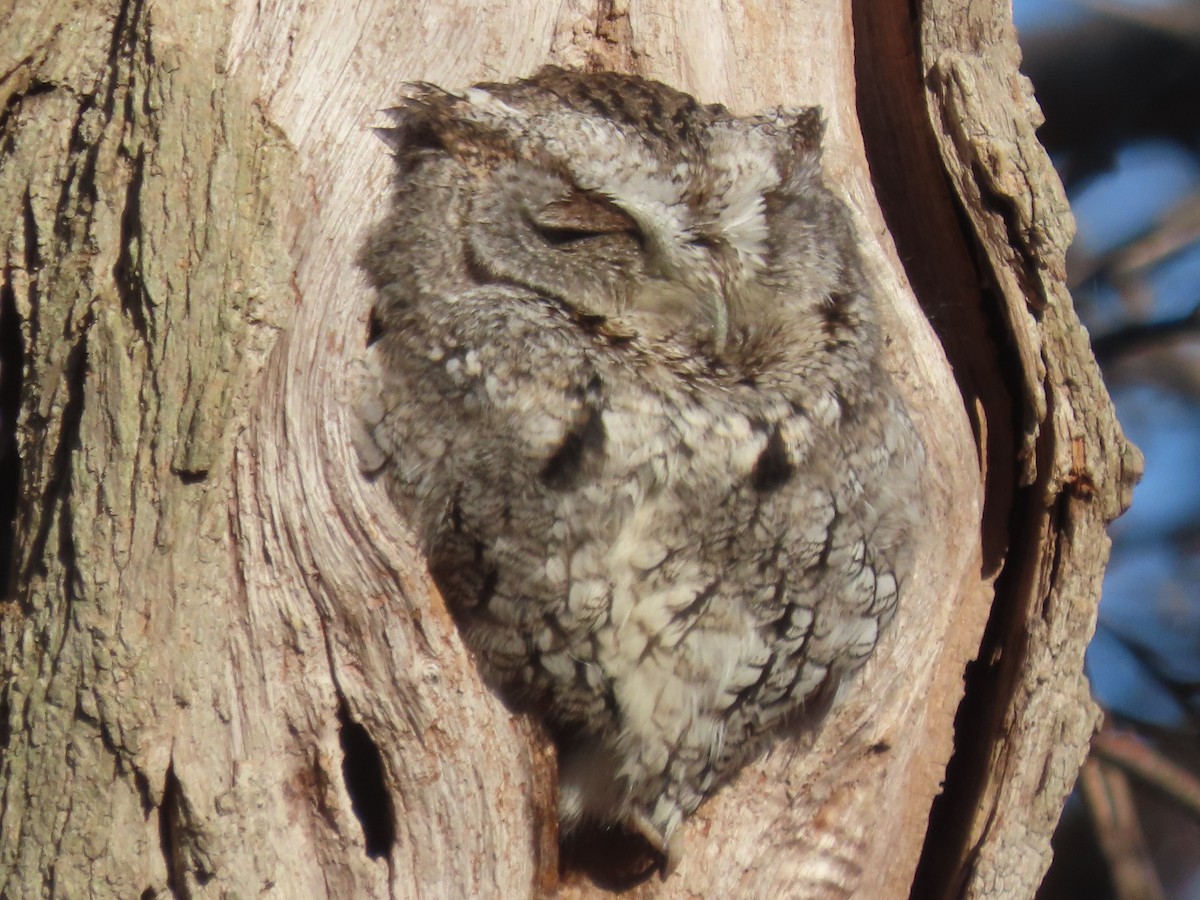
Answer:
[{"left": 354, "top": 66, "right": 923, "bottom": 867}]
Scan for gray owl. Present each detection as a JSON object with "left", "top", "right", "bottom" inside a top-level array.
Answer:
[{"left": 354, "top": 66, "right": 923, "bottom": 868}]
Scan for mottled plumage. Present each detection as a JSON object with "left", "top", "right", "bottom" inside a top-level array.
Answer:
[{"left": 354, "top": 67, "right": 923, "bottom": 866}]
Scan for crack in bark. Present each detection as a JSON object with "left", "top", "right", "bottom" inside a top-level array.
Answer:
[
  {"left": 19, "top": 0, "right": 165, "bottom": 600},
  {"left": 73, "top": 692, "right": 159, "bottom": 816},
  {"left": 158, "top": 762, "right": 215, "bottom": 898},
  {"left": 19, "top": 319, "right": 89, "bottom": 606},
  {"left": 114, "top": 144, "right": 151, "bottom": 342},
  {"left": 104, "top": 0, "right": 148, "bottom": 119},
  {"left": 850, "top": 4, "right": 1038, "bottom": 898},
  {"left": 0, "top": 270, "right": 22, "bottom": 599},
  {"left": 336, "top": 699, "right": 398, "bottom": 861},
  {"left": 0, "top": 682, "right": 10, "bottom": 753},
  {"left": 10, "top": 3, "right": 144, "bottom": 613},
  {"left": 109, "top": 0, "right": 159, "bottom": 351},
  {"left": 969, "top": 158, "right": 1043, "bottom": 313},
  {"left": 159, "top": 762, "right": 185, "bottom": 899},
  {"left": 0, "top": 2, "right": 216, "bottom": 896}
]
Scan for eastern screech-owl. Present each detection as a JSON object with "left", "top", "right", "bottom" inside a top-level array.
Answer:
[{"left": 354, "top": 66, "right": 923, "bottom": 865}]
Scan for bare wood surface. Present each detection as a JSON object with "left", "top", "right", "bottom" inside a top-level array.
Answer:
[{"left": 0, "top": 0, "right": 1132, "bottom": 898}]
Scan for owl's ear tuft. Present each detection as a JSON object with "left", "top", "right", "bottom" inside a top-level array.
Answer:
[
  {"left": 785, "top": 107, "right": 825, "bottom": 154},
  {"left": 371, "top": 102, "right": 448, "bottom": 158},
  {"left": 756, "top": 107, "right": 825, "bottom": 183},
  {"left": 370, "top": 124, "right": 406, "bottom": 152}
]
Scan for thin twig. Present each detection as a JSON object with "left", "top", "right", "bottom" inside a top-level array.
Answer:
[
  {"left": 1079, "top": 755, "right": 1168, "bottom": 900},
  {"left": 1090, "top": 305, "right": 1200, "bottom": 362},
  {"left": 1093, "top": 728, "right": 1200, "bottom": 822}
]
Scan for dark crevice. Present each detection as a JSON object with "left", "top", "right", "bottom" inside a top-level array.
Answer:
[
  {"left": 0, "top": 686, "right": 10, "bottom": 751},
  {"left": 969, "top": 160, "right": 1042, "bottom": 312},
  {"left": 133, "top": 767, "right": 155, "bottom": 817},
  {"left": 853, "top": 3, "right": 1033, "bottom": 899},
  {"left": 104, "top": 0, "right": 146, "bottom": 120},
  {"left": 853, "top": 0, "right": 1018, "bottom": 577},
  {"left": 53, "top": 93, "right": 102, "bottom": 242},
  {"left": 75, "top": 695, "right": 158, "bottom": 824},
  {"left": 113, "top": 144, "right": 151, "bottom": 341},
  {"left": 913, "top": 482, "right": 1042, "bottom": 900},
  {"left": 157, "top": 762, "right": 212, "bottom": 896},
  {"left": 20, "top": 316, "right": 90, "bottom": 600},
  {"left": 108, "top": 0, "right": 158, "bottom": 345},
  {"left": 21, "top": 188, "right": 42, "bottom": 387},
  {"left": 905, "top": 172, "right": 1050, "bottom": 900},
  {"left": 121, "top": 0, "right": 148, "bottom": 128},
  {"left": 0, "top": 274, "right": 22, "bottom": 599},
  {"left": 56, "top": 423, "right": 83, "bottom": 606},
  {"left": 159, "top": 763, "right": 183, "bottom": 898},
  {"left": 336, "top": 700, "right": 397, "bottom": 860},
  {"left": 22, "top": 186, "right": 42, "bottom": 274},
  {"left": 56, "top": 328, "right": 90, "bottom": 608},
  {"left": 52, "top": 0, "right": 148, "bottom": 246},
  {"left": 65, "top": 115, "right": 104, "bottom": 239}
]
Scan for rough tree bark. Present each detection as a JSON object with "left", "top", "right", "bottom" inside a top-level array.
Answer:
[{"left": 0, "top": 1, "right": 1139, "bottom": 898}]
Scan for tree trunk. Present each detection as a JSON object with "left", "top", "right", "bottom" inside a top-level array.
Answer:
[{"left": 0, "top": 0, "right": 1139, "bottom": 897}]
